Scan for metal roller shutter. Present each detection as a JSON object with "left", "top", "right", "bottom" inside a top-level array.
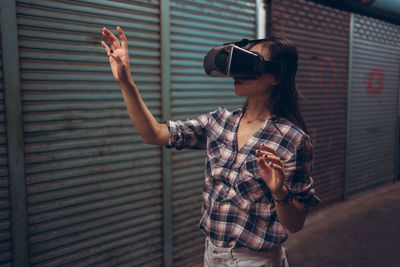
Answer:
[
  {"left": 16, "top": 0, "right": 163, "bottom": 265},
  {"left": 345, "top": 14, "right": 400, "bottom": 196},
  {"left": 169, "top": 1, "right": 256, "bottom": 265},
  {"left": 270, "top": 0, "right": 350, "bottom": 206},
  {"left": 0, "top": 32, "right": 12, "bottom": 267}
]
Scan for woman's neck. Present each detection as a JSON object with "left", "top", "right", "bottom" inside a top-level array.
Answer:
[{"left": 244, "top": 96, "right": 272, "bottom": 123}]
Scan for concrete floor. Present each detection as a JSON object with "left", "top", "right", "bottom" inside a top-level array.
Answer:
[{"left": 285, "top": 181, "right": 400, "bottom": 267}]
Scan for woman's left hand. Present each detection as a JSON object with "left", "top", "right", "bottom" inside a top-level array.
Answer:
[{"left": 256, "top": 144, "right": 287, "bottom": 198}]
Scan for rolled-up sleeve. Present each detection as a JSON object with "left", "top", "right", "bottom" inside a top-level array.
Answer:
[
  {"left": 285, "top": 134, "right": 321, "bottom": 212},
  {"left": 166, "top": 108, "right": 221, "bottom": 150}
]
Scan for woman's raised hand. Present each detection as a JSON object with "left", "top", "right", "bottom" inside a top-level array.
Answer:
[
  {"left": 101, "top": 27, "right": 133, "bottom": 85},
  {"left": 256, "top": 144, "right": 287, "bottom": 198}
]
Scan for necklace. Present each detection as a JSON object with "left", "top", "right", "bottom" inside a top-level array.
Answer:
[{"left": 243, "top": 113, "right": 270, "bottom": 123}]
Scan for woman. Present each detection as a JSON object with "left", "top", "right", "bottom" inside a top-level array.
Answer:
[{"left": 101, "top": 26, "right": 320, "bottom": 267}]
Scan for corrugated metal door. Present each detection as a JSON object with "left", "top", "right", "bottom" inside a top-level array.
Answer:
[
  {"left": 345, "top": 14, "right": 400, "bottom": 196},
  {"left": 169, "top": 1, "right": 256, "bottom": 265},
  {"left": 0, "top": 32, "right": 12, "bottom": 267},
  {"left": 270, "top": 0, "right": 350, "bottom": 206},
  {"left": 16, "top": 0, "right": 163, "bottom": 265}
]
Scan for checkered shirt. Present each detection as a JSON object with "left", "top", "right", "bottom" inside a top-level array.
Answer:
[{"left": 166, "top": 107, "right": 320, "bottom": 251}]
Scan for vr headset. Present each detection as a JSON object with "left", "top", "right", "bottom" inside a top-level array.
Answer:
[{"left": 203, "top": 38, "right": 298, "bottom": 80}]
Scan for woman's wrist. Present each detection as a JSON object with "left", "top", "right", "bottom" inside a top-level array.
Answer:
[
  {"left": 272, "top": 185, "right": 289, "bottom": 201},
  {"left": 120, "top": 79, "right": 137, "bottom": 92}
]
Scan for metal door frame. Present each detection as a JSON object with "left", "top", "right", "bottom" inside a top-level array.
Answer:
[{"left": 0, "top": 0, "right": 29, "bottom": 265}]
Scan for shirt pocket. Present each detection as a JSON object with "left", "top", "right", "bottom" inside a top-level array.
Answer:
[
  {"left": 235, "top": 156, "right": 271, "bottom": 202},
  {"left": 207, "top": 136, "right": 234, "bottom": 169},
  {"left": 207, "top": 139, "right": 223, "bottom": 157}
]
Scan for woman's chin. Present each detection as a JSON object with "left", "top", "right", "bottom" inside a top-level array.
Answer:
[
  {"left": 234, "top": 86, "right": 247, "bottom": 96},
  {"left": 234, "top": 90, "right": 244, "bottom": 97}
]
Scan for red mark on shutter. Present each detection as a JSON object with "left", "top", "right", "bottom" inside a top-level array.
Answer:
[{"left": 366, "top": 69, "right": 384, "bottom": 94}]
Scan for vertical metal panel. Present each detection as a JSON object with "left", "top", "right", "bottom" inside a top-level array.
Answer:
[
  {"left": 1, "top": 0, "right": 29, "bottom": 265},
  {"left": 160, "top": 1, "right": 173, "bottom": 266},
  {"left": 256, "top": 0, "right": 266, "bottom": 39},
  {"left": 169, "top": 1, "right": 256, "bottom": 265},
  {"left": 398, "top": 62, "right": 400, "bottom": 181},
  {"left": 346, "top": 14, "right": 400, "bottom": 197},
  {"left": 271, "top": 0, "right": 350, "bottom": 206},
  {"left": 0, "top": 16, "right": 12, "bottom": 267},
  {"left": 345, "top": 13, "right": 355, "bottom": 198},
  {"left": 16, "top": 0, "right": 163, "bottom": 266}
]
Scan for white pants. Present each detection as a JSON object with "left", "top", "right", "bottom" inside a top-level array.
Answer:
[{"left": 204, "top": 237, "right": 289, "bottom": 267}]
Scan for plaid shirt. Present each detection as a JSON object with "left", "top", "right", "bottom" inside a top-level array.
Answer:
[{"left": 167, "top": 107, "right": 320, "bottom": 251}]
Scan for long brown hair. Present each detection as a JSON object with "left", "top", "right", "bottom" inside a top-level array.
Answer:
[{"left": 249, "top": 36, "right": 309, "bottom": 134}]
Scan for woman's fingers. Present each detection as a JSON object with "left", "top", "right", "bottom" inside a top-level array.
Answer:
[
  {"left": 258, "top": 155, "right": 285, "bottom": 175},
  {"left": 257, "top": 154, "right": 276, "bottom": 170},
  {"left": 256, "top": 150, "right": 284, "bottom": 169},
  {"left": 102, "top": 27, "right": 121, "bottom": 50},
  {"left": 270, "top": 163, "right": 286, "bottom": 177},
  {"left": 116, "top": 26, "right": 128, "bottom": 50},
  {"left": 101, "top": 39, "right": 123, "bottom": 67},
  {"left": 257, "top": 157, "right": 270, "bottom": 171},
  {"left": 260, "top": 143, "right": 278, "bottom": 154},
  {"left": 109, "top": 52, "right": 123, "bottom": 64},
  {"left": 263, "top": 155, "right": 284, "bottom": 168},
  {"left": 256, "top": 150, "right": 279, "bottom": 160},
  {"left": 101, "top": 41, "right": 112, "bottom": 56}
]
